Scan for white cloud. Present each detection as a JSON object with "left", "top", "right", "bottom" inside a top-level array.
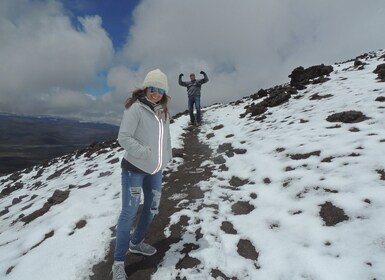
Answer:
[
  {"left": 0, "top": 0, "right": 114, "bottom": 117},
  {"left": 107, "top": 65, "right": 141, "bottom": 101},
  {"left": 0, "top": 0, "right": 384, "bottom": 123},
  {"left": 118, "top": 0, "right": 385, "bottom": 116}
]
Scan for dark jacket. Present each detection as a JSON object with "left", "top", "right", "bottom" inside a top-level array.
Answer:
[{"left": 179, "top": 72, "right": 209, "bottom": 96}]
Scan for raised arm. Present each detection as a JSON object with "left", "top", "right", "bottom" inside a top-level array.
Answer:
[
  {"left": 199, "top": 71, "right": 209, "bottom": 84},
  {"left": 178, "top": 73, "right": 187, "bottom": 87}
]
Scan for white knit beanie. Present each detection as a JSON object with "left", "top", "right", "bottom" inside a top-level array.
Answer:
[{"left": 142, "top": 69, "right": 169, "bottom": 93}]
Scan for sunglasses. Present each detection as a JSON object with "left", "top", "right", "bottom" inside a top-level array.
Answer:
[{"left": 148, "top": 86, "right": 166, "bottom": 95}]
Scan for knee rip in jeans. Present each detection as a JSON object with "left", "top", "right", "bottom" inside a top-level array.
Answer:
[
  {"left": 129, "top": 187, "right": 141, "bottom": 201},
  {"left": 150, "top": 190, "right": 161, "bottom": 215}
]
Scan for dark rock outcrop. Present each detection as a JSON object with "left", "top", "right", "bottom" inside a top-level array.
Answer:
[
  {"left": 221, "top": 221, "right": 237, "bottom": 234},
  {"left": 243, "top": 103, "right": 268, "bottom": 117},
  {"left": 289, "top": 64, "right": 333, "bottom": 89},
  {"left": 241, "top": 85, "right": 297, "bottom": 118},
  {"left": 237, "top": 239, "right": 259, "bottom": 262},
  {"left": 326, "top": 111, "right": 368, "bottom": 123},
  {"left": 231, "top": 201, "right": 255, "bottom": 215},
  {"left": 172, "top": 148, "right": 184, "bottom": 158},
  {"left": 261, "top": 87, "right": 291, "bottom": 107},
  {"left": 289, "top": 151, "right": 321, "bottom": 160},
  {"left": 310, "top": 93, "right": 333, "bottom": 100},
  {"left": 319, "top": 201, "right": 349, "bottom": 226},
  {"left": 21, "top": 189, "right": 70, "bottom": 224},
  {"left": 0, "top": 182, "right": 23, "bottom": 198},
  {"left": 373, "top": 63, "right": 385, "bottom": 82}
]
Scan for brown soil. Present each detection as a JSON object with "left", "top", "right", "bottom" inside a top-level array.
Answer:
[{"left": 90, "top": 124, "right": 214, "bottom": 280}]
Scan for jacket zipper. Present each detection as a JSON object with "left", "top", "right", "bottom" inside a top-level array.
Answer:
[
  {"left": 139, "top": 103, "right": 164, "bottom": 174},
  {"left": 152, "top": 114, "right": 163, "bottom": 174}
]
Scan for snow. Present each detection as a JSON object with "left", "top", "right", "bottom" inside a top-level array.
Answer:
[{"left": 1, "top": 49, "right": 385, "bottom": 280}]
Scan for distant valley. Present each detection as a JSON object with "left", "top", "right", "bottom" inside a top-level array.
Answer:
[{"left": 0, "top": 114, "right": 119, "bottom": 175}]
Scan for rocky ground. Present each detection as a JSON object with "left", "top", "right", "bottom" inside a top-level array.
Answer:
[
  {"left": 1, "top": 49, "right": 384, "bottom": 280},
  {"left": 91, "top": 124, "right": 216, "bottom": 280}
]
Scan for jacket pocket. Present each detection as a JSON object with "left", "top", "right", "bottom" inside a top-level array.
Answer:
[{"left": 132, "top": 145, "right": 150, "bottom": 159}]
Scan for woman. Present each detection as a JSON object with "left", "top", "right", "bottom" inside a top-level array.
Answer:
[{"left": 112, "top": 69, "right": 172, "bottom": 280}]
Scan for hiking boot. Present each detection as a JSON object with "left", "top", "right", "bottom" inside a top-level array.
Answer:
[
  {"left": 129, "top": 241, "right": 157, "bottom": 256},
  {"left": 111, "top": 261, "right": 127, "bottom": 280}
]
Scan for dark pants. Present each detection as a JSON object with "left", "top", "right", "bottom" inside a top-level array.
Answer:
[{"left": 188, "top": 95, "right": 201, "bottom": 123}]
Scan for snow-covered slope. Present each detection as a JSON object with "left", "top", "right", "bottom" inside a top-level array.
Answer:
[
  {"left": 153, "top": 50, "right": 385, "bottom": 280},
  {"left": 0, "top": 49, "right": 384, "bottom": 280}
]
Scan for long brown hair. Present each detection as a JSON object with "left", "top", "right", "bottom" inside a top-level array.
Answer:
[{"left": 125, "top": 88, "right": 170, "bottom": 119}]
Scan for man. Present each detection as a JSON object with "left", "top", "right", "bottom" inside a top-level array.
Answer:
[{"left": 178, "top": 71, "right": 209, "bottom": 125}]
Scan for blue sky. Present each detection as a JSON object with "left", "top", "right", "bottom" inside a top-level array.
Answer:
[
  {"left": 62, "top": 0, "right": 141, "bottom": 51},
  {"left": 62, "top": 0, "right": 141, "bottom": 96},
  {"left": 0, "top": 0, "right": 384, "bottom": 124}
]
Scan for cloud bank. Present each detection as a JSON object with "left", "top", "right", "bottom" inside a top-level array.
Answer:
[
  {"left": 0, "top": 0, "right": 114, "bottom": 121},
  {"left": 1, "top": 0, "right": 384, "bottom": 124}
]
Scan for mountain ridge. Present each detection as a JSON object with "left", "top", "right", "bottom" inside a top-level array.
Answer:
[
  {"left": 0, "top": 114, "right": 119, "bottom": 175},
  {"left": 0, "top": 49, "right": 384, "bottom": 280}
]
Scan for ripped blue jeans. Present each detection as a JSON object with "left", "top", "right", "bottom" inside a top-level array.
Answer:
[{"left": 114, "top": 168, "right": 162, "bottom": 261}]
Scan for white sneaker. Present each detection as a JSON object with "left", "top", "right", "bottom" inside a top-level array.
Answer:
[{"left": 111, "top": 261, "right": 127, "bottom": 280}]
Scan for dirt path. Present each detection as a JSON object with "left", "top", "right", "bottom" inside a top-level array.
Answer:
[{"left": 90, "top": 124, "right": 214, "bottom": 280}]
